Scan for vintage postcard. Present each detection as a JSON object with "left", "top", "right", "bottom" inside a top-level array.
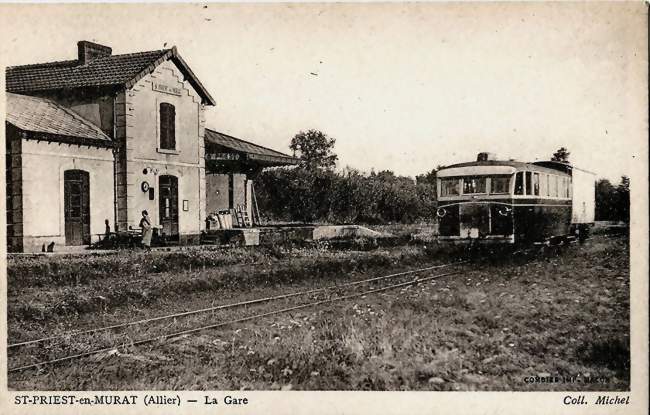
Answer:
[{"left": 0, "top": 1, "right": 647, "bottom": 414}]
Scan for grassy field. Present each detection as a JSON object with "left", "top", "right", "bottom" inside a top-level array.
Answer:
[{"left": 7, "top": 234, "right": 629, "bottom": 391}]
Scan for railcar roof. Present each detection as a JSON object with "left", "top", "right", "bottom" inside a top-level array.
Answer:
[{"left": 439, "top": 160, "right": 570, "bottom": 176}]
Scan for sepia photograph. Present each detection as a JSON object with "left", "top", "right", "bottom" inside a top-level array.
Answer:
[{"left": 0, "top": 1, "right": 647, "bottom": 414}]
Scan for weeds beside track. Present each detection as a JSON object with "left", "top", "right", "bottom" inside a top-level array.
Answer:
[{"left": 9, "top": 262, "right": 466, "bottom": 372}]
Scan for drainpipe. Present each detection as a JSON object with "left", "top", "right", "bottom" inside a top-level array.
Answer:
[{"left": 112, "top": 91, "right": 119, "bottom": 232}]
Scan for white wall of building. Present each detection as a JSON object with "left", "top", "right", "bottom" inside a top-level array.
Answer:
[{"left": 20, "top": 140, "right": 114, "bottom": 252}]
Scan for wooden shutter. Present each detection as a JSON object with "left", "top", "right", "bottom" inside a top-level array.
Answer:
[{"left": 160, "top": 103, "right": 176, "bottom": 150}]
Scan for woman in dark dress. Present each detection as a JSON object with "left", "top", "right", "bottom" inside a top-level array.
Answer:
[{"left": 139, "top": 210, "right": 153, "bottom": 250}]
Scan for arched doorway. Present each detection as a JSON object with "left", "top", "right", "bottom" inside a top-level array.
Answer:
[
  {"left": 64, "top": 170, "right": 90, "bottom": 245},
  {"left": 159, "top": 175, "right": 179, "bottom": 239}
]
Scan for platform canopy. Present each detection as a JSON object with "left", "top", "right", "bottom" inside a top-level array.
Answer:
[{"left": 204, "top": 128, "right": 299, "bottom": 170}]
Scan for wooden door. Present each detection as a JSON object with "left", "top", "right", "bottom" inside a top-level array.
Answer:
[
  {"left": 64, "top": 170, "right": 90, "bottom": 245},
  {"left": 159, "top": 175, "right": 179, "bottom": 238}
]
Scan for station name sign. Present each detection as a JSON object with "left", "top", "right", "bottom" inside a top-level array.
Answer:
[
  {"left": 152, "top": 82, "right": 182, "bottom": 96},
  {"left": 206, "top": 153, "right": 241, "bottom": 161}
]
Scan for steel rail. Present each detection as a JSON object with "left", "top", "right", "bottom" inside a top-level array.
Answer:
[
  {"left": 9, "top": 261, "right": 467, "bottom": 349},
  {"left": 8, "top": 269, "right": 459, "bottom": 373}
]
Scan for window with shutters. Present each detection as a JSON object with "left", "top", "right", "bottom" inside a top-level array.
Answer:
[{"left": 159, "top": 103, "right": 176, "bottom": 151}]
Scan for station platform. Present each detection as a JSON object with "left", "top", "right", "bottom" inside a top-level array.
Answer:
[
  {"left": 202, "top": 224, "right": 386, "bottom": 246},
  {"left": 7, "top": 225, "right": 388, "bottom": 256}
]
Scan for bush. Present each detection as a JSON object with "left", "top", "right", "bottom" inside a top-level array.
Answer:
[{"left": 256, "top": 167, "right": 436, "bottom": 225}]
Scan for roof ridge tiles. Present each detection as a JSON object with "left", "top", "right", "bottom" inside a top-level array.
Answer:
[
  {"left": 7, "top": 49, "right": 170, "bottom": 71},
  {"left": 7, "top": 59, "right": 79, "bottom": 70}
]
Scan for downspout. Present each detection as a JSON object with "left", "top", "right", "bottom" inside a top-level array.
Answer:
[{"left": 112, "top": 91, "right": 119, "bottom": 232}]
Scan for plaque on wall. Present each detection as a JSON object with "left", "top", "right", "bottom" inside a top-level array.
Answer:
[{"left": 152, "top": 82, "right": 182, "bottom": 96}]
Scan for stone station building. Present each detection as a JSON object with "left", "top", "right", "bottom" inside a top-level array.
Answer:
[{"left": 5, "top": 41, "right": 297, "bottom": 252}]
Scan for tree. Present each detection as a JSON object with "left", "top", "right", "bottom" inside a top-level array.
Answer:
[
  {"left": 595, "top": 179, "right": 616, "bottom": 220},
  {"left": 415, "top": 168, "right": 438, "bottom": 186},
  {"left": 595, "top": 176, "right": 630, "bottom": 223},
  {"left": 551, "top": 147, "right": 571, "bottom": 163},
  {"left": 615, "top": 176, "right": 630, "bottom": 223},
  {"left": 290, "top": 129, "right": 338, "bottom": 171}
]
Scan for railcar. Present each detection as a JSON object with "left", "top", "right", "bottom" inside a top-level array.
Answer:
[{"left": 436, "top": 153, "right": 595, "bottom": 245}]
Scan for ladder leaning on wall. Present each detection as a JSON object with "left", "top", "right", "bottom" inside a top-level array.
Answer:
[
  {"left": 251, "top": 182, "right": 262, "bottom": 226},
  {"left": 234, "top": 205, "right": 251, "bottom": 228}
]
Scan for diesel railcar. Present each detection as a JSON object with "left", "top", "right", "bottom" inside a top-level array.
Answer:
[{"left": 436, "top": 153, "right": 595, "bottom": 245}]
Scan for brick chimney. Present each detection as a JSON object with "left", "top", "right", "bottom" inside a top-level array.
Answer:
[{"left": 77, "top": 40, "right": 112, "bottom": 65}]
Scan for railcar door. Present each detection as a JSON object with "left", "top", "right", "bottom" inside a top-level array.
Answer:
[
  {"left": 64, "top": 170, "right": 90, "bottom": 245},
  {"left": 159, "top": 175, "right": 179, "bottom": 239}
]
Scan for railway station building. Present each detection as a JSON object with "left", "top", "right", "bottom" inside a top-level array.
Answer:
[{"left": 5, "top": 40, "right": 297, "bottom": 252}]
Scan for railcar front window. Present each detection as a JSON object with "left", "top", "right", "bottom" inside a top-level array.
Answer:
[
  {"left": 462, "top": 176, "right": 486, "bottom": 194},
  {"left": 525, "top": 172, "right": 532, "bottom": 195},
  {"left": 514, "top": 172, "right": 524, "bottom": 195},
  {"left": 441, "top": 178, "right": 460, "bottom": 196},
  {"left": 490, "top": 176, "right": 510, "bottom": 194}
]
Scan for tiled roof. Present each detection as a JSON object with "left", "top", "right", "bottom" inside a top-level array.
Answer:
[
  {"left": 7, "top": 50, "right": 167, "bottom": 93},
  {"left": 6, "top": 92, "right": 113, "bottom": 146},
  {"left": 6, "top": 47, "right": 216, "bottom": 105},
  {"left": 205, "top": 128, "right": 299, "bottom": 166}
]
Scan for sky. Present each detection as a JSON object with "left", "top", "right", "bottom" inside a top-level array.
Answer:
[{"left": 1, "top": 2, "right": 647, "bottom": 182}]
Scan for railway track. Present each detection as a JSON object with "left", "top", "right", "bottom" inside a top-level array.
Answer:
[{"left": 8, "top": 260, "right": 468, "bottom": 373}]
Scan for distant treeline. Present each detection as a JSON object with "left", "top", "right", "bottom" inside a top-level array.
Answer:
[
  {"left": 595, "top": 177, "right": 630, "bottom": 222},
  {"left": 256, "top": 132, "right": 628, "bottom": 225},
  {"left": 256, "top": 168, "right": 630, "bottom": 225},
  {"left": 255, "top": 167, "right": 437, "bottom": 224}
]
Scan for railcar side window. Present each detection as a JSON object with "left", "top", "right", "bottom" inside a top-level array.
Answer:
[
  {"left": 551, "top": 175, "right": 559, "bottom": 197},
  {"left": 514, "top": 172, "right": 524, "bottom": 195},
  {"left": 524, "top": 172, "right": 532, "bottom": 195},
  {"left": 532, "top": 173, "right": 540, "bottom": 196},
  {"left": 541, "top": 173, "right": 549, "bottom": 197},
  {"left": 564, "top": 177, "right": 571, "bottom": 197},
  {"left": 440, "top": 178, "right": 460, "bottom": 196},
  {"left": 462, "top": 176, "right": 486, "bottom": 194},
  {"left": 490, "top": 176, "right": 510, "bottom": 194}
]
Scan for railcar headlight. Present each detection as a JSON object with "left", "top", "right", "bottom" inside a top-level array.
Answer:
[
  {"left": 497, "top": 206, "right": 512, "bottom": 217},
  {"left": 436, "top": 207, "right": 447, "bottom": 218}
]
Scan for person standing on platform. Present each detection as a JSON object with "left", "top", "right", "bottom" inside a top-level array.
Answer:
[{"left": 139, "top": 210, "right": 153, "bottom": 250}]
